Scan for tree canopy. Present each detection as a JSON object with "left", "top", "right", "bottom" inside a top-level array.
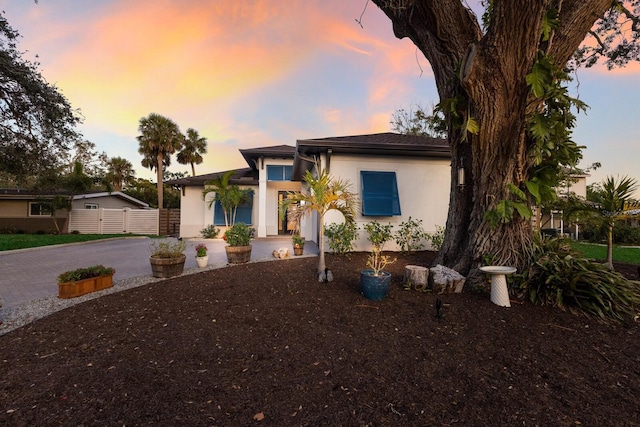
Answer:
[
  {"left": 0, "top": 13, "right": 82, "bottom": 185},
  {"left": 369, "top": 0, "right": 640, "bottom": 282}
]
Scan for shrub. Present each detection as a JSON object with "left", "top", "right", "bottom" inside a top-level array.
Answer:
[
  {"left": 58, "top": 265, "right": 115, "bottom": 283},
  {"left": 149, "top": 239, "right": 187, "bottom": 258},
  {"left": 425, "top": 225, "right": 445, "bottom": 251},
  {"left": 324, "top": 221, "right": 359, "bottom": 254},
  {"left": 200, "top": 224, "right": 220, "bottom": 239},
  {"left": 224, "top": 222, "right": 253, "bottom": 246},
  {"left": 394, "top": 216, "right": 428, "bottom": 253},
  {"left": 516, "top": 236, "right": 640, "bottom": 322}
]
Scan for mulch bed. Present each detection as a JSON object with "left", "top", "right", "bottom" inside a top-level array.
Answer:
[{"left": 1, "top": 252, "right": 639, "bottom": 426}]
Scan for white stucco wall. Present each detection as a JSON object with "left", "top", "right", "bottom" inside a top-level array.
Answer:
[{"left": 320, "top": 154, "right": 451, "bottom": 252}]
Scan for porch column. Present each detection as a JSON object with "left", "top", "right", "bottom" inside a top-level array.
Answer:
[{"left": 258, "top": 165, "right": 267, "bottom": 237}]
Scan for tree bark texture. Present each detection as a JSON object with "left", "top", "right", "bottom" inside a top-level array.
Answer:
[{"left": 372, "top": 0, "right": 613, "bottom": 283}]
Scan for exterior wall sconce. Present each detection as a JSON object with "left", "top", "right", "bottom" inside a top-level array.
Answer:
[{"left": 457, "top": 158, "right": 465, "bottom": 187}]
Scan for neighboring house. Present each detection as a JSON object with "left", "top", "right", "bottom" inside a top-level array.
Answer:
[
  {"left": 171, "top": 132, "right": 452, "bottom": 251},
  {"left": 0, "top": 190, "right": 150, "bottom": 234},
  {"left": 535, "top": 173, "right": 589, "bottom": 238},
  {"left": 72, "top": 192, "right": 150, "bottom": 210}
]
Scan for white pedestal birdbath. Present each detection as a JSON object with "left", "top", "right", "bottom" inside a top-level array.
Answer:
[{"left": 479, "top": 266, "right": 517, "bottom": 307}]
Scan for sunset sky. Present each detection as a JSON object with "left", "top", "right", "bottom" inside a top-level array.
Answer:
[{"left": 1, "top": 1, "right": 639, "bottom": 191}]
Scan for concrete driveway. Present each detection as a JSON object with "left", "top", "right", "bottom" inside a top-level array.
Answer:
[{"left": 0, "top": 236, "right": 318, "bottom": 311}]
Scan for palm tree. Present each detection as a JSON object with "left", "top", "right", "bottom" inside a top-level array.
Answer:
[
  {"left": 137, "top": 113, "right": 183, "bottom": 208},
  {"left": 105, "top": 157, "right": 135, "bottom": 191},
  {"left": 566, "top": 175, "right": 638, "bottom": 269},
  {"left": 280, "top": 167, "right": 358, "bottom": 280},
  {"left": 203, "top": 171, "right": 252, "bottom": 226},
  {"left": 177, "top": 128, "right": 208, "bottom": 176}
]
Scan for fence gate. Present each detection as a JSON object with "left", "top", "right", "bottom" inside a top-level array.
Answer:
[
  {"left": 159, "top": 208, "right": 180, "bottom": 236},
  {"left": 69, "top": 208, "right": 159, "bottom": 235}
]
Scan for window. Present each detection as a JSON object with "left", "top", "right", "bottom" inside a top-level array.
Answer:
[
  {"left": 360, "top": 171, "right": 401, "bottom": 216},
  {"left": 267, "top": 165, "right": 292, "bottom": 181},
  {"left": 29, "top": 202, "right": 52, "bottom": 217},
  {"left": 213, "top": 191, "right": 254, "bottom": 225},
  {"left": 85, "top": 203, "right": 98, "bottom": 209}
]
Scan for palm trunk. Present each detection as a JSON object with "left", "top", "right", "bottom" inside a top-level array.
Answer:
[
  {"left": 606, "top": 222, "right": 614, "bottom": 269},
  {"left": 317, "top": 212, "right": 326, "bottom": 273},
  {"left": 156, "top": 152, "right": 164, "bottom": 209}
]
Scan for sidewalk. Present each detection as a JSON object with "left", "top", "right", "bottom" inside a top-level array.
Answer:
[{"left": 0, "top": 236, "right": 318, "bottom": 311}]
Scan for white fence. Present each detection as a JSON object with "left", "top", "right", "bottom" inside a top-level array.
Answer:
[{"left": 69, "top": 208, "right": 159, "bottom": 235}]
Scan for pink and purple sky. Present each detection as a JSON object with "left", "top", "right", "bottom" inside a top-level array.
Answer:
[{"left": 2, "top": 0, "right": 639, "bottom": 192}]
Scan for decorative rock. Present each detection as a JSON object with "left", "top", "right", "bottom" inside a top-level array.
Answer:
[
  {"left": 403, "top": 265, "right": 429, "bottom": 291},
  {"left": 272, "top": 248, "right": 290, "bottom": 259},
  {"left": 318, "top": 269, "right": 334, "bottom": 283},
  {"left": 430, "top": 264, "right": 465, "bottom": 294}
]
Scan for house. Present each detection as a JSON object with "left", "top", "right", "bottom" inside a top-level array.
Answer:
[
  {"left": 171, "top": 132, "right": 452, "bottom": 251},
  {"left": 535, "top": 173, "right": 589, "bottom": 238},
  {"left": 0, "top": 190, "right": 150, "bottom": 234}
]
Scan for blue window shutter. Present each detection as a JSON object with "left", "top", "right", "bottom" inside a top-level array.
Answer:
[
  {"left": 212, "top": 191, "right": 254, "bottom": 225},
  {"left": 361, "top": 171, "right": 401, "bottom": 216},
  {"left": 235, "top": 191, "right": 254, "bottom": 224},
  {"left": 213, "top": 200, "right": 226, "bottom": 225}
]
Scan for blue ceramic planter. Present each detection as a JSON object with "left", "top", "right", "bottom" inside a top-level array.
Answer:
[{"left": 360, "top": 269, "right": 391, "bottom": 301}]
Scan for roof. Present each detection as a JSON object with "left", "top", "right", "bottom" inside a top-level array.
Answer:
[
  {"left": 239, "top": 145, "right": 296, "bottom": 169},
  {"left": 167, "top": 167, "right": 258, "bottom": 187},
  {"left": 73, "top": 191, "right": 149, "bottom": 208},
  {"left": 296, "top": 132, "right": 449, "bottom": 155},
  {"left": 293, "top": 132, "right": 450, "bottom": 179}
]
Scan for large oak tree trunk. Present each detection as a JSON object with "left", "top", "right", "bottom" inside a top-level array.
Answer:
[{"left": 372, "top": 0, "right": 612, "bottom": 284}]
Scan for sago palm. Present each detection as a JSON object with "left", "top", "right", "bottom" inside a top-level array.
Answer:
[
  {"left": 566, "top": 175, "right": 638, "bottom": 269},
  {"left": 281, "top": 167, "right": 358, "bottom": 280}
]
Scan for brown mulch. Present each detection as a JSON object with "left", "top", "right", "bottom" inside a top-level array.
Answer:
[{"left": 1, "top": 252, "right": 640, "bottom": 426}]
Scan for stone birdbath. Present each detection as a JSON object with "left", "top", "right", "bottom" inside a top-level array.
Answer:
[{"left": 479, "top": 266, "right": 517, "bottom": 307}]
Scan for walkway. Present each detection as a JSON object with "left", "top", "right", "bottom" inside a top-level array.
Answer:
[{"left": 0, "top": 236, "right": 318, "bottom": 311}]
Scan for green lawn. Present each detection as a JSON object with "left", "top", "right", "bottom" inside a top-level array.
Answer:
[
  {"left": 570, "top": 241, "right": 640, "bottom": 265},
  {"left": 0, "top": 234, "right": 144, "bottom": 252}
]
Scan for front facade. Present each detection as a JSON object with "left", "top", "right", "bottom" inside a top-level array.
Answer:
[
  {"left": 173, "top": 133, "right": 452, "bottom": 251},
  {"left": 172, "top": 145, "right": 302, "bottom": 238}
]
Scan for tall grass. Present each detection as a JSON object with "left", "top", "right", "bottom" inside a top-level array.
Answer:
[
  {"left": 570, "top": 241, "right": 640, "bottom": 264},
  {"left": 0, "top": 234, "right": 142, "bottom": 251}
]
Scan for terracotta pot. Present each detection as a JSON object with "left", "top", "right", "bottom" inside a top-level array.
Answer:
[
  {"left": 225, "top": 245, "right": 252, "bottom": 264},
  {"left": 58, "top": 274, "right": 114, "bottom": 299},
  {"left": 293, "top": 246, "right": 304, "bottom": 256},
  {"left": 360, "top": 269, "right": 391, "bottom": 301},
  {"left": 149, "top": 255, "right": 186, "bottom": 278}
]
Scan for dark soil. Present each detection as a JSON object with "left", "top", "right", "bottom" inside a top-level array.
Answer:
[{"left": 1, "top": 252, "right": 640, "bottom": 426}]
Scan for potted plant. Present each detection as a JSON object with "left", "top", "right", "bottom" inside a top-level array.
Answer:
[
  {"left": 195, "top": 243, "right": 209, "bottom": 268},
  {"left": 58, "top": 265, "right": 115, "bottom": 299},
  {"left": 149, "top": 239, "right": 187, "bottom": 278},
  {"left": 292, "top": 234, "right": 305, "bottom": 256},
  {"left": 224, "top": 222, "right": 253, "bottom": 263},
  {"left": 360, "top": 221, "right": 396, "bottom": 301}
]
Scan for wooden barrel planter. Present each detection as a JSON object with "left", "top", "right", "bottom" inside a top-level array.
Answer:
[
  {"left": 149, "top": 255, "right": 186, "bottom": 278},
  {"left": 225, "top": 245, "right": 252, "bottom": 264}
]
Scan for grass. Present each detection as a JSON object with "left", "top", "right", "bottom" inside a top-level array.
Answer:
[
  {"left": 570, "top": 241, "right": 640, "bottom": 264},
  {"left": 0, "top": 234, "right": 144, "bottom": 252}
]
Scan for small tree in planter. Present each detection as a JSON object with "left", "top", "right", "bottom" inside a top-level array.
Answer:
[
  {"left": 291, "top": 234, "right": 305, "bottom": 255},
  {"left": 279, "top": 167, "right": 358, "bottom": 282},
  {"left": 361, "top": 221, "right": 396, "bottom": 301},
  {"left": 224, "top": 222, "right": 254, "bottom": 263}
]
